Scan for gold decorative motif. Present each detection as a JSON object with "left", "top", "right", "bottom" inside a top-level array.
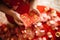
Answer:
[
  {"left": 34, "top": 15, "right": 38, "bottom": 20},
  {"left": 51, "top": 10, "right": 57, "bottom": 17},
  {"left": 51, "top": 10, "right": 56, "bottom": 14},
  {"left": 21, "top": 15, "right": 26, "bottom": 19},
  {"left": 47, "top": 32, "right": 53, "bottom": 38},
  {"left": 55, "top": 32, "right": 60, "bottom": 37},
  {"left": 44, "top": 7, "right": 49, "bottom": 12}
]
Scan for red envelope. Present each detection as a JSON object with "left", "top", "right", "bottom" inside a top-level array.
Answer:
[
  {"left": 21, "top": 13, "right": 32, "bottom": 27},
  {"left": 21, "top": 11, "right": 40, "bottom": 27},
  {"left": 20, "top": 6, "right": 47, "bottom": 27}
]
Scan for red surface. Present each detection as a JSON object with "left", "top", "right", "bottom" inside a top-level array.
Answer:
[
  {"left": 20, "top": 11, "right": 40, "bottom": 27},
  {"left": 1, "top": 0, "right": 60, "bottom": 40}
]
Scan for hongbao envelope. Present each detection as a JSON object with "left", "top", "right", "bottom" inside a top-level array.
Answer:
[
  {"left": 20, "top": 5, "right": 60, "bottom": 27},
  {"left": 20, "top": 11, "right": 40, "bottom": 27}
]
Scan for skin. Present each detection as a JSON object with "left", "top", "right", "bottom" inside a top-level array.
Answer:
[
  {"left": 0, "top": 0, "right": 40, "bottom": 26},
  {"left": 0, "top": 4, "right": 23, "bottom": 25}
]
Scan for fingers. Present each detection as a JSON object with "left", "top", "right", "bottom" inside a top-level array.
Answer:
[
  {"left": 30, "top": 8, "right": 40, "bottom": 16},
  {"left": 14, "top": 18, "right": 24, "bottom": 26},
  {"left": 11, "top": 10, "right": 24, "bottom": 26}
]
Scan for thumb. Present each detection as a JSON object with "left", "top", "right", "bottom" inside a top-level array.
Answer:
[{"left": 14, "top": 18, "right": 24, "bottom": 26}]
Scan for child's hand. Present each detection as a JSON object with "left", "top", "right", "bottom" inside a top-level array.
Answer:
[
  {"left": 0, "top": 4, "right": 24, "bottom": 26},
  {"left": 14, "top": 13, "right": 24, "bottom": 26},
  {"left": 29, "top": 8, "right": 40, "bottom": 16},
  {"left": 11, "top": 11, "right": 24, "bottom": 26}
]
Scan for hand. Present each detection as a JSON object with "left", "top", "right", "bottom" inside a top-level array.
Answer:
[
  {"left": 29, "top": 8, "right": 40, "bottom": 16},
  {"left": 0, "top": 4, "right": 23, "bottom": 26},
  {"left": 11, "top": 11, "right": 24, "bottom": 26}
]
